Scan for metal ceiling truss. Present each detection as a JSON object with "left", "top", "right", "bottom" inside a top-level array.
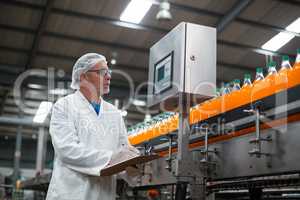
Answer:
[
  {"left": 25, "top": 0, "right": 54, "bottom": 70},
  {"left": 274, "top": 0, "right": 300, "bottom": 7},
  {"left": 216, "top": 0, "right": 253, "bottom": 33}
]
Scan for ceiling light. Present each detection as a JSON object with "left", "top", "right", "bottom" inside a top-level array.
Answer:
[
  {"left": 132, "top": 99, "right": 146, "bottom": 106},
  {"left": 261, "top": 17, "right": 300, "bottom": 52},
  {"left": 262, "top": 32, "right": 294, "bottom": 51},
  {"left": 27, "top": 83, "right": 45, "bottom": 90},
  {"left": 49, "top": 88, "right": 70, "bottom": 95},
  {"left": 286, "top": 17, "right": 300, "bottom": 33},
  {"left": 110, "top": 58, "right": 117, "bottom": 65},
  {"left": 120, "top": 0, "right": 153, "bottom": 24},
  {"left": 33, "top": 101, "right": 53, "bottom": 123},
  {"left": 156, "top": 1, "right": 172, "bottom": 21}
]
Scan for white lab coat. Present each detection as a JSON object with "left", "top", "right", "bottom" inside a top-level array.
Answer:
[{"left": 46, "top": 91, "right": 130, "bottom": 200}]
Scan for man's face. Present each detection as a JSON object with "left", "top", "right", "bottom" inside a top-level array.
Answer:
[{"left": 80, "top": 60, "right": 111, "bottom": 96}]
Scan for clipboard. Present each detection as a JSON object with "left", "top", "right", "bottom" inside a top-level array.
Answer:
[{"left": 100, "top": 154, "right": 159, "bottom": 176}]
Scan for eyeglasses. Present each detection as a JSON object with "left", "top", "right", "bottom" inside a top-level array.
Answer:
[{"left": 87, "top": 69, "right": 112, "bottom": 77}]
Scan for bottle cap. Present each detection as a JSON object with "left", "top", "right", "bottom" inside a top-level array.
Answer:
[
  {"left": 268, "top": 61, "right": 276, "bottom": 68},
  {"left": 244, "top": 74, "right": 251, "bottom": 79},
  {"left": 234, "top": 79, "right": 240, "bottom": 84},
  {"left": 282, "top": 55, "right": 289, "bottom": 61},
  {"left": 256, "top": 67, "right": 263, "bottom": 73}
]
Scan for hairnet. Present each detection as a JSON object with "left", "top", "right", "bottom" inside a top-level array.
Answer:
[{"left": 70, "top": 53, "right": 107, "bottom": 90}]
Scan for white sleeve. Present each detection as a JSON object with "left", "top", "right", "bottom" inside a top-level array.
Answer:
[
  {"left": 118, "top": 115, "right": 130, "bottom": 148},
  {"left": 49, "top": 99, "right": 112, "bottom": 176},
  {"left": 118, "top": 115, "right": 140, "bottom": 185}
]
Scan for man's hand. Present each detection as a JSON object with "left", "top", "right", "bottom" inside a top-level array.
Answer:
[
  {"left": 127, "top": 145, "right": 140, "bottom": 156},
  {"left": 108, "top": 145, "right": 140, "bottom": 166}
]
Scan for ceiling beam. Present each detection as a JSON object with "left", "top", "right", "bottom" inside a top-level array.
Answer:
[
  {"left": 0, "top": 63, "right": 24, "bottom": 74},
  {"left": 25, "top": 0, "right": 54, "bottom": 70},
  {"left": 216, "top": 0, "right": 252, "bottom": 33},
  {"left": 236, "top": 18, "right": 300, "bottom": 37},
  {"left": 45, "top": 31, "right": 149, "bottom": 53},
  {"left": 0, "top": 46, "right": 145, "bottom": 84},
  {"left": 218, "top": 62, "right": 255, "bottom": 72},
  {"left": 167, "top": 1, "right": 300, "bottom": 37},
  {"left": 274, "top": 0, "right": 300, "bottom": 7},
  {"left": 53, "top": 7, "right": 167, "bottom": 34},
  {"left": 218, "top": 40, "right": 295, "bottom": 58}
]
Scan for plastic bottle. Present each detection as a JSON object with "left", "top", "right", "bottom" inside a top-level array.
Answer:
[
  {"left": 243, "top": 74, "right": 252, "bottom": 87},
  {"left": 267, "top": 61, "right": 277, "bottom": 76},
  {"left": 280, "top": 55, "right": 292, "bottom": 71},
  {"left": 239, "top": 73, "right": 252, "bottom": 104},
  {"left": 223, "top": 83, "right": 231, "bottom": 95},
  {"left": 277, "top": 55, "right": 292, "bottom": 91},
  {"left": 219, "top": 86, "right": 224, "bottom": 96},
  {"left": 254, "top": 67, "right": 264, "bottom": 83},
  {"left": 252, "top": 66, "right": 268, "bottom": 101},
  {"left": 294, "top": 48, "right": 300, "bottom": 69},
  {"left": 265, "top": 61, "right": 278, "bottom": 95},
  {"left": 214, "top": 88, "right": 221, "bottom": 97},
  {"left": 289, "top": 48, "right": 300, "bottom": 88},
  {"left": 232, "top": 79, "right": 241, "bottom": 91}
]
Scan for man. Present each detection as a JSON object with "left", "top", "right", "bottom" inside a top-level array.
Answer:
[{"left": 46, "top": 53, "right": 139, "bottom": 200}]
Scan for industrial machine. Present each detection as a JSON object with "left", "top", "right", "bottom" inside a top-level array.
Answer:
[
  {"left": 126, "top": 23, "right": 300, "bottom": 200},
  {"left": 147, "top": 22, "right": 216, "bottom": 110}
]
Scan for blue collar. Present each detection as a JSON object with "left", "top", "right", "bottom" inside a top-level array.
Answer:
[{"left": 90, "top": 101, "right": 101, "bottom": 115}]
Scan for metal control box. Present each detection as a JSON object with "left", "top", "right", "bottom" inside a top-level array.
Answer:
[{"left": 148, "top": 22, "right": 216, "bottom": 110}]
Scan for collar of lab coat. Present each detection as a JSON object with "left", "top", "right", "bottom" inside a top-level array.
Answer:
[{"left": 75, "top": 90, "right": 104, "bottom": 117}]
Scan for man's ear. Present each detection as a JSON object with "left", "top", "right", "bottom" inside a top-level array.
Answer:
[{"left": 79, "top": 73, "right": 86, "bottom": 82}]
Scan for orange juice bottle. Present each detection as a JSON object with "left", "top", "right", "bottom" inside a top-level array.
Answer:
[
  {"left": 199, "top": 100, "right": 213, "bottom": 119},
  {"left": 209, "top": 88, "right": 222, "bottom": 117},
  {"left": 253, "top": 67, "right": 264, "bottom": 84},
  {"left": 289, "top": 48, "right": 300, "bottom": 87},
  {"left": 265, "top": 61, "right": 278, "bottom": 95},
  {"left": 205, "top": 88, "right": 222, "bottom": 115},
  {"left": 220, "top": 83, "right": 232, "bottom": 111},
  {"left": 277, "top": 55, "right": 292, "bottom": 91},
  {"left": 231, "top": 79, "right": 241, "bottom": 91},
  {"left": 243, "top": 74, "right": 252, "bottom": 87},
  {"left": 252, "top": 67, "right": 267, "bottom": 101},
  {"left": 190, "top": 106, "right": 200, "bottom": 124},
  {"left": 294, "top": 48, "right": 300, "bottom": 69},
  {"left": 240, "top": 74, "right": 252, "bottom": 104},
  {"left": 228, "top": 79, "right": 242, "bottom": 109}
]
